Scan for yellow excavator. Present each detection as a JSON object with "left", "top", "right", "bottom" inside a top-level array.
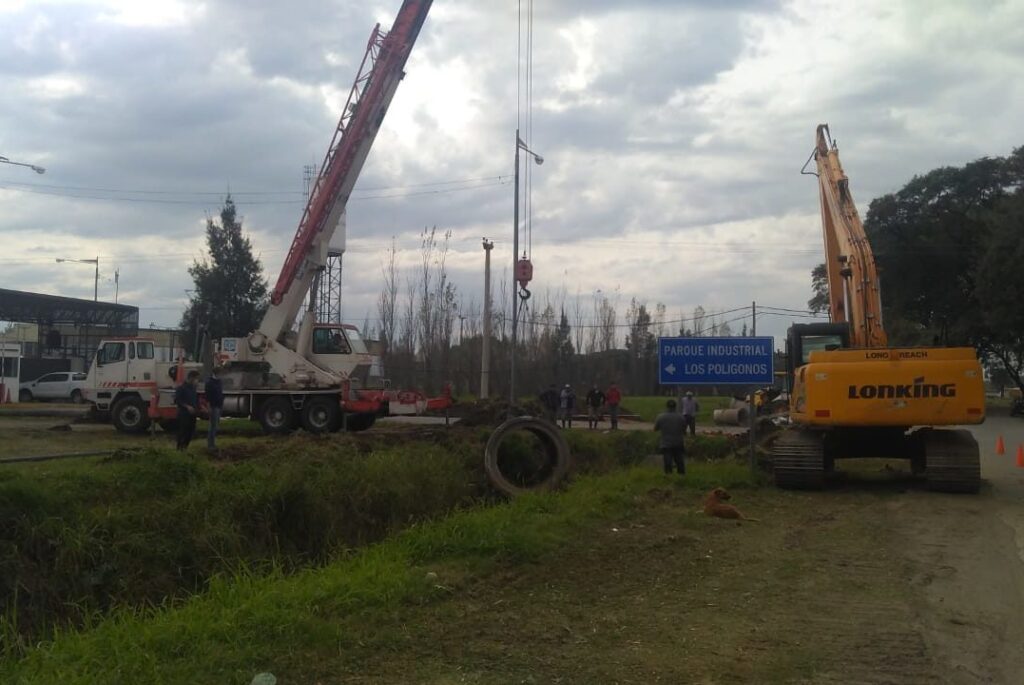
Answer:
[{"left": 772, "top": 125, "right": 985, "bottom": 492}]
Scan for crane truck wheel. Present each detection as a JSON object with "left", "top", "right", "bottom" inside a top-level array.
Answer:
[
  {"left": 301, "top": 398, "right": 340, "bottom": 434},
  {"left": 258, "top": 397, "right": 294, "bottom": 435},
  {"left": 111, "top": 396, "right": 151, "bottom": 434},
  {"left": 343, "top": 412, "right": 377, "bottom": 432}
]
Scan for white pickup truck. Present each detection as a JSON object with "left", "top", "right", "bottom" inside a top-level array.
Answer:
[{"left": 19, "top": 371, "right": 89, "bottom": 403}]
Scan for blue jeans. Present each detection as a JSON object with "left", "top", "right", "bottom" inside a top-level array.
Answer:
[{"left": 207, "top": 407, "right": 222, "bottom": 449}]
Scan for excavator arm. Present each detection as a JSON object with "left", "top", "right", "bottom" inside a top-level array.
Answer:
[{"left": 813, "top": 124, "right": 888, "bottom": 349}]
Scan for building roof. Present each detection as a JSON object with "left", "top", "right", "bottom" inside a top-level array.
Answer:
[{"left": 0, "top": 288, "right": 139, "bottom": 328}]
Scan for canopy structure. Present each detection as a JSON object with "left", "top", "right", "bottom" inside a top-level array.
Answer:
[{"left": 0, "top": 288, "right": 139, "bottom": 362}]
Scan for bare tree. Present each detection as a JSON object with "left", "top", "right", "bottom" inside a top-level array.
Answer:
[
  {"left": 692, "top": 305, "right": 707, "bottom": 337},
  {"left": 598, "top": 295, "right": 617, "bottom": 352},
  {"left": 377, "top": 238, "right": 398, "bottom": 355},
  {"left": 572, "top": 288, "right": 586, "bottom": 354}
]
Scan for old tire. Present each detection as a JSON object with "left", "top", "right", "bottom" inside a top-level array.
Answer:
[
  {"left": 258, "top": 397, "right": 294, "bottom": 435},
  {"left": 111, "top": 396, "right": 151, "bottom": 434},
  {"left": 302, "top": 397, "right": 340, "bottom": 434},
  {"left": 484, "top": 416, "right": 572, "bottom": 497},
  {"left": 343, "top": 412, "right": 377, "bottom": 433}
]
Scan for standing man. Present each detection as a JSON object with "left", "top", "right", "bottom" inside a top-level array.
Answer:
[
  {"left": 654, "top": 399, "right": 687, "bottom": 475},
  {"left": 559, "top": 384, "right": 576, "bottom": 429},
  {"left": 539, "top": 383, "right": 559, "bottom": 422},
  {"left": 605, "top": 383, "right": 622, "bottom": 430},
  {"left": 174, "top": 370, "right": 201, "bottom": 452},
  {"left": 205, "top": 366, "right": 224, "bottom": 451},
  {"left": 681, "top": 390, "right": 699, "bottom": 436},
  {"left": 585, "top": 383, "right": 605, "bottom": 430}
]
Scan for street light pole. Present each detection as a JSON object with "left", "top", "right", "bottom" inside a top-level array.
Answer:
[
  {"left": 481, "top": 238, "right": 493, "bottom": 399},
  {"left": 55, "top": 257, "right": 100, "bottom": 302},
  {"left": 0, "top": 155, "right": 45, "bottom": 174},
  {"left": 511, "top": 129, "right": 521, "bottom": 407}
]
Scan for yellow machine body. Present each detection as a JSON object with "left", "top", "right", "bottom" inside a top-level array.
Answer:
[{"left": 791, "top": 347, "right": 986, "bottom": 428}]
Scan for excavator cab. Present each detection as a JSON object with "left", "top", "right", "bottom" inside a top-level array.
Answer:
[{"left": 784, "top": 322, "right": 850, "bottom": 390}]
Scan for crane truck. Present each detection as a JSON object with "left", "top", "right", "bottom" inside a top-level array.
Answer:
[
  {"left": 84, "top": 0, "right": 445, "bottom": 435},
  {"left": 771, "top": 125, "right": 985, "bottom": 492}
]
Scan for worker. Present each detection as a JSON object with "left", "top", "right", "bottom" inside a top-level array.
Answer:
[
  {"left": 585, "top": 383, "right": 605, "bottom": 430},
  {"left": 174, "top": 370, "right": 201, "bottom": 452},
  {"left": 205, "top": 366, "right": 224, "bottom": 452},
  {"left": 539, "top": 383, "right": 558, "bottom": 422},
  {"left": 681, "top": 391, "right": 699, "bottom": 436},
  {"left": 654, "top": 399, "right": 687, "bottom": 475},
  {"left": 606, "top": 383, "right": 622, "bottom": 430},
  {"left": 559, "top": 384, "right": 576, "bottom": 429}
]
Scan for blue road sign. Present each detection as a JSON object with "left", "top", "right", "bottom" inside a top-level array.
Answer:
[{"left": 658, "top": 336, "right": 774, "bottom": 385}]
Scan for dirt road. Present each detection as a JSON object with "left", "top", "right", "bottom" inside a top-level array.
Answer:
[{"left": 893, "top": 411, "right": 1024, "bottom": 684}]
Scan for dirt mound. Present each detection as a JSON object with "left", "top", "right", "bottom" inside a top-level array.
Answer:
[{"left": 452, "top": 397, "right": 544, "bottom": 427}]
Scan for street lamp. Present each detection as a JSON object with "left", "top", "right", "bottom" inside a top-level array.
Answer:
[
  {"left": 0, "top": 155, "right": 45, "bottom": 174},
  {"left": 510, "top": 128, "right": 544, "bottom": 406},
  {"left": 56, "top": 257, "right": 99, "bottom": 301}
]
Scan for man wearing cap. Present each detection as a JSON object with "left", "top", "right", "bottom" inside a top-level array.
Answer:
[
  {"left": 654, "top": 399, "right": 687, "bottom": 475},
  {"left": 681, "top": 391, "right": 699, "bottom": 436}
]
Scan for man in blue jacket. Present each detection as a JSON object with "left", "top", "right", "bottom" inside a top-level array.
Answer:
[{"left": 205, "top": 366, "right": 224, "bottom": 451}]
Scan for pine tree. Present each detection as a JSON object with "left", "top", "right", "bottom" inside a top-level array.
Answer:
[{"left": 180, "top": 196, "right": 268, "bottom": 356}]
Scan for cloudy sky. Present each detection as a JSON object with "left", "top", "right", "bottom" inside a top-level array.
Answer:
[{"left": 1, "top": 0, "right": 1022, "bottom": 344}]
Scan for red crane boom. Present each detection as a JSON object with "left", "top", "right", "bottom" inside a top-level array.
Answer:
[{"left": 269, "top": 1, "right": 433, "bottom": 313}]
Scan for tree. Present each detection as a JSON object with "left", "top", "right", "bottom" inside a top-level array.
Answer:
[
  {"left": 553, "top": 308, "right": 574, "bottom": 380},
  {"left": 181, "top": 196, "right": 268, "bottom": 355},
  {"left": 864, "top": 153, "right": 1021, "bottom": 345},
  {"left": 377, "top": 238, "right": 399, "bottom": 357},
  {"left": 973, "top": 191, "right": 1024, "bottom": 394},
  {"left": 808, "top": 263, "right": 829, "bottom": 314},
  {"left": 862, "top": 145, "right": 1024, "bottom": 388},
  {"left": 692, "top": 306, "right": 707, "bottom": 336}
]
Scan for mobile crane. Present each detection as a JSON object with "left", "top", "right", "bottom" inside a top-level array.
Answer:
[
  {"left": 771, "top": 125, "right": 985, "bottom": 492},
  {"left": 86, "top": 1, "right": 442, "bottom": 434}
]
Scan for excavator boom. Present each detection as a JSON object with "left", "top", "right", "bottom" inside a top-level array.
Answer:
[{"left": 813, "top": 124, "right": 887, "bottom": 348}]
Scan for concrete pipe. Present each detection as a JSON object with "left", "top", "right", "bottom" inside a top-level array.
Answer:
[
  {"left": 713, "top": 407, "right": 749, "bottom": 426},
  {"left": 484, "top": 416, "right": 572, "bottom": 497}
]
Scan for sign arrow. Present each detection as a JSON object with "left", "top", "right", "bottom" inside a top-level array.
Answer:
[{"left": 664, "top": 363, "right": 676, "bottom": 375}]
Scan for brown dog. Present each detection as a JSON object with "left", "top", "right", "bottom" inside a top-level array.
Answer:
[{"left": 703, "top": 487, "right": 758, "bottom": 521}]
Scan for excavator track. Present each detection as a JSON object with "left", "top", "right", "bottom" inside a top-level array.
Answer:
[
  {"left": 921, "top": 429, "right": 980, "bottom": 494},
  {"left": 772, "top": 428, "right": 826, "bottom": 490}
]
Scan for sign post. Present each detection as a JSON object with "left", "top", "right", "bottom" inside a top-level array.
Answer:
[{"left": 658, "top": 336, "right": 774, "bottom": 476}]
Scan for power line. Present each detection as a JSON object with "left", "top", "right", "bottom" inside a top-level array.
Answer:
[
  {"left": 0, "top": 174, "right": 507, "bottom": 196},
  {"left": 0, "top": 177, "right": 509, "bottom": 206}
]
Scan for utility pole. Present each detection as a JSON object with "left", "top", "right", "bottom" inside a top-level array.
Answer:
[
  {"left": 751, "top": 301, "right": 757, "bottom": 336},
  {"left": 511, "top": 129, "right": 521, "bottom": 407},
  {"left": 93, "top": 257, "right": 99, "bottom": 302},
  {"left": 481, "top": 238, "right": 494, "bottom": 399}
]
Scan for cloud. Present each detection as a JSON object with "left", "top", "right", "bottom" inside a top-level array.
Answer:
[{"left": 0, "top": 0, "right": 1022, "bottom": 343}]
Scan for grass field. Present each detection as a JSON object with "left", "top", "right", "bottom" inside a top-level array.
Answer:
[
  {"left": 1, "top": 462, "right": 763, "bottom": 684},
  {"left": 0, "top": 413, "right": 743, "bottom": 656}
]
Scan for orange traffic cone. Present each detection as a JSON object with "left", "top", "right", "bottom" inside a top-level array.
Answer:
[
  {"left": 1017, "top": 445, "right": 1024, "bottom": 469},
  {"left": 996, "top": 435, "right": 1006, "bottom": 455}
]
